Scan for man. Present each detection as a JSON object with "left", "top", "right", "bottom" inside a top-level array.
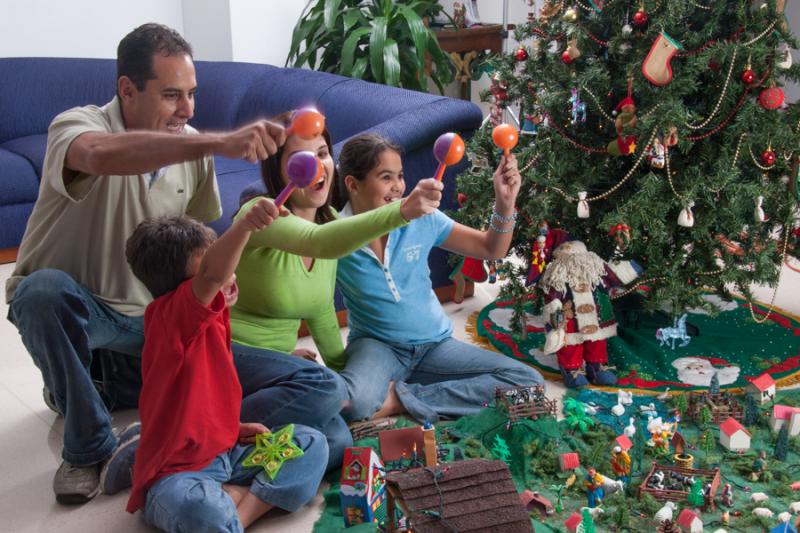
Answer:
[{"left": 5, "top": 23, "right": 313, "bottom": 504}]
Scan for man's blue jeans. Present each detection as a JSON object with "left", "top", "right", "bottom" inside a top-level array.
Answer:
[
  {"left": 340, "top": 336, "right": 545, "bottom": 423},
  {"left": 143, "top": 424, "right": 327, "bottom": 533}
]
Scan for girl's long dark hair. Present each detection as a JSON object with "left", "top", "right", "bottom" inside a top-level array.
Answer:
[{"left": 334, "top": 133, "right": 403, "bottom": 211}]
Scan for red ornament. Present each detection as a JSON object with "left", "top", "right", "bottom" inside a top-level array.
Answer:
[
  {"left": 633, "top": 10, "right": 648, "bottom": 26},
  {"left": 561, "top": 50, "right": 574, "bottom": 64},
  {"left": 515, "top": 47, "right": 529, "bottom": 62},
  {"left": 741, "top": 69, "right": 755, "bottom": 85},
  {"left": 759, "top": 87, "right": 784, "bottom": 110},
  {"left": 494, "top": 89, "right": 508, "bottom": 102},
  {"left": 761, "top": 149, "right": 776, "bottom": 166}
]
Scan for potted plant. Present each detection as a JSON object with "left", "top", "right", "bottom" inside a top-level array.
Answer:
[{"left": 286, "top": 0, "right": 454, "bottom": 93}]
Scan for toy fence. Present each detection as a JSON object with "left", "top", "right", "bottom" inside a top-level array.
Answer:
[
  {"left": 495, "top": 386, "right": 557, "bottom": 422},
  {"left": 639, "top": 463, "right": 721, "bottom": 512},
  {"left": 687, "top": 392, "right": 743, "bottom": 424}
]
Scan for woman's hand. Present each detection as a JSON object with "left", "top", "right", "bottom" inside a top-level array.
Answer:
[
  {"left": 291, "top": 348, "right": 319, "bottom": 362},
  {"left": 399, "top": 178, "right": 443, "bottom": 221},
  {"left": 238, "top": 422, "right": 270, "bottom": 444},
  {"left": 493, "top": 154, "right": 522, "bottom": 215}
]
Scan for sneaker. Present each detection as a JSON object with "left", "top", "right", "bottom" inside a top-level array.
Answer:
[
  {"left": 100, "top": 423, "right": 141, "bottom": 495},
  {"left": 560, "top": 367, "right": 589, "bottom": 388},
  {"left": 586, "top": 363, "right": 618, "bottom": 386},
  {"left": 42, "top": 385, "right": 62, "bottom": 416},
  {"left": 53, "top": 461, "right": 101, "bottom": 504}
]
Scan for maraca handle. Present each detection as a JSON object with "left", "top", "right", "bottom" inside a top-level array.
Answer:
[
  {"left": 285, "top": 124, "right": 296, "bottom": 137},
  {"left": 433, "top": 162, "right": 447, "bottom": 182},
  {"left": 274, "top": 184, "right": 296, "bottom": 208},
  {"left": 503, "top": 148, "right": 510, "bottom": 157}
]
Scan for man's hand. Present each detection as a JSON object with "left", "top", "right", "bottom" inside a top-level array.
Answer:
[
  {"left": 216, "top": 120, "right": 287, "bottom": 163},
  {"left": 240, "top": 198, "right": 287, "bottom": 232},
  {"left": 399, "top": 178, "right": 443, "bottom": 221},
  {"left": 291, "top": 348, "right": 319, "bottom": 362},
  {"left": 238, "top": 422, "right": 270, "bottom": 444}
]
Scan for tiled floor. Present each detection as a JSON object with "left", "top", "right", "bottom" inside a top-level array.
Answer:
[{"left": 2, "top": 259, "right": 798, "bottom": 532}]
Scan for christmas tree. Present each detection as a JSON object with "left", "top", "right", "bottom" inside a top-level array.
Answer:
[
  {"left": 454, "top": 0, "right": 800, "bottom": 324},
  {"left": 687, "top": 478, "right": 705, "bottom": 507},
  {"left": 744, "top": 392, "right": 760, "bottom": 425}
]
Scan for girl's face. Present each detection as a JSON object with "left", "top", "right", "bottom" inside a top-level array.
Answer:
[
  {"left": 279, "top": 134, "right": 334, "bottom": 210},
  {"left": 350, "top": 150, "right": 405, "bottom": 212}
]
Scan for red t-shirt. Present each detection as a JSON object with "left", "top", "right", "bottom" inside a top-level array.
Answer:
[{"left": 127, "top": 279, "right": 242, "bottom": 512}]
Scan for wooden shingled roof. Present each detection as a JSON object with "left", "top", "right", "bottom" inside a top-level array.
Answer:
[{"left": 384, "top": 459, "right": 533, "bottom": 533}]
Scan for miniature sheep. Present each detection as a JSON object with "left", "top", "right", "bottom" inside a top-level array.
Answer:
[
  {"left": 750, "top": 492, "right": 769, "bottom": 504},
  {"left": 778, "top": 511, "right": 792, "bottom": 523},
  {"left": 712, "top": 530, "right": 728, "bottom": 533},
  {"left": 789, "top": 501, "right": 800, "bottom": 514},
  {"left": 602, "top": 477, "right": 625, "bottom": 496},
  {"left": 654, "top": 501, "right": 677, "bottom": 523},
  {"left": 752, "top": 507, "right": 774, "bottom": 519}
]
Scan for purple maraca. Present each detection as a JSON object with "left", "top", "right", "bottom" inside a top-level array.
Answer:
[{"left": 274, "top": 151, "right": 323, "bottom": 207}]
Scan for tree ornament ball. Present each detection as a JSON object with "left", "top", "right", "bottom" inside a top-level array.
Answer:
[
  {"left": 561, "top": 51, "right": 574, "bottom": 64},
  {"left": 761, "top": 149, "right": 776, "bottom": 166},
  {"left": 633, "top": 10, "right": 648, "bottom": 26},
  {"left": 495, "top": 89, "right": 508, "bottom": 102},
  {"left": 759, "top": 87, "right": 784, "bottom": 110},
  {"left": 740, "top": 69, "right": 755, "bottom": 85},
  {"left": 562, "top": 7, "right": 578, "bottom": 22},
  {"left": 516, "top": 46, "right": 529, "bottom": 62}
]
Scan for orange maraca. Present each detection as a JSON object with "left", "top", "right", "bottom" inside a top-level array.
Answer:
[
  {"left": 432, "top": 133, "right": 465, "bottom": 182},
  {"left": 492, "top": 124, "right": 519, "bottom": 157},
  {"left": 285, "top": 108, "right": 325, "bottom": 139}
]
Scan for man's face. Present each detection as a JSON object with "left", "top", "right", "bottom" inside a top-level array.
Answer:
[{"left": 119, "top": 53, "right": 197, "bottom": 133}]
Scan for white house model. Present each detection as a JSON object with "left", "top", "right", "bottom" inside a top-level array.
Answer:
[
  {"left": 770, "top": 405, "right": 800, "bottom": 437},
  {"left": 719, "top": 417, "right": 751, "bottom": 452},
  {"left": 748, "top": 373, "right": 776, "bottom": 404}
]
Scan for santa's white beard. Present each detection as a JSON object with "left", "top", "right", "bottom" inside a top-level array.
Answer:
[{"left": 540, "top": 251, "right": 606, "bottom": 293}]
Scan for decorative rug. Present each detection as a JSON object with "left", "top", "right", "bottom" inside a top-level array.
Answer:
[{"left": 467, "top": 293, "right": 800, "bottom": 392}]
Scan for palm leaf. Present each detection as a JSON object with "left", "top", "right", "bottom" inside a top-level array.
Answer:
[
  {"left": 369, "top": 16, "right": 388, "bottom": 83},
  {"left": 383, "top": 38, "right": 400, "bottom": 87},
  {"left": 340, "top": 27, "right": 371, "bottom": 76}
]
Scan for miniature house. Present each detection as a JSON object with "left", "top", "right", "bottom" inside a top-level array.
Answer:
[
  {"left": 564, "top": 511, "right": 582, "bottom": 532},
  {"left": 379, "top": 426, "right": 437, "bottom": 468},
  {"left": 520, "top": 489, "right": 554, "bottom": 517},
  {"left": 615, "top": 434, "right": 633, "bottom": 451},
  {"left": 748, "top": 373, "right": 776, "bottom": 404},
  {"left": 559, "top": 452, "right": 580, "bottom": 471},
  {"left": 383, "top": 459, "right": 533, "bottom": 533},
  {"left": 719, "top": 417, "right": 751, "bottom": 452},
  {"left": 340, "top": 447, "right": 386, "bottom": 527},
  {"left": 677, "top": 509, "right": 703, "bottom": 533},
  {"left": 770, "top": 405, "right": 800, "bottom": 437}
]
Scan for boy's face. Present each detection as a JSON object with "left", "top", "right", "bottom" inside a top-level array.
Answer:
[
  {"left": 349, "top": 150, "right": 405, "bottom": 213},
  {"left": 187, "top": 249, "right": 239, "bottom": 307}
]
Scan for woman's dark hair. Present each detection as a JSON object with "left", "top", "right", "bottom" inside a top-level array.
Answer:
[
  {"left": 334, "top": 133, "right": 403, "bottom": 210},
  {"left": 117, "top": 23, "right": 193, "bottom": 92},
  {"left": 126, "top": 216, "right": 216, "bottom": 299},
  {"left": 257, "top": 111, "right": 337, "bottom": 225}
]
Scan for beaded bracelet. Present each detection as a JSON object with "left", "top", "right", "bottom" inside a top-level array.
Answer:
[
  {"left": 489, "top": 220, "right": 515, "bottom": 234},
  {"left": 491, "top": 205, "right": 517, "bottom": 224}
]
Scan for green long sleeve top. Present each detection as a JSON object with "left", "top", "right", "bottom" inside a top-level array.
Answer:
[{"left": 230, "top": 197, "right": 408, "bottom": 371}]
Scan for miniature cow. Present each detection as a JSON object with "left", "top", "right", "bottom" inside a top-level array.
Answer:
[
  {"left": 750, "top": 492, "right": 769, "bottom": 504},
  {"left": 752, "top": 507, "right": 774, "bottom": 519},
  {"left": 654, "top": 501, "right": 677, "bottom": 523},
  {"left": 789, "top": 501, "right": 800, "bottom": 514}
]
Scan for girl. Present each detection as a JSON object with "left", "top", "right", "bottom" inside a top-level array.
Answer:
[{"left": 335, "top": 134, "right": 544, "bottom": 423}]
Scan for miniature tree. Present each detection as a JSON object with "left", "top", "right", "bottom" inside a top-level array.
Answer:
[
  {"left": 687, "top": 479, "right": 705, "bottom": 508},
  {"left": 775, "top": 424, "right": 790, "bottom": 461},
  {"left": 673, "top": 394, "right": 688, "bottom": 417},
  {"left": 709, "top": 371, "right": 720, "bottom": 397},
  {"left": 632, "top": 420, "right": 646, "bottom": 474},
  {"left": 579, "top": 507, "right": 596, "bottom": 533},
  {"left": 491, "top": 434, "right": 513, "bottom": 465},
  {"left": 614, "top": 504, "right": 631, "bottom": 531},
  {"left": 549, "top": 483, "right": 566, "bottom": 513},
  {"left": 698, "top": 429, "right": 715, "bottom": 456},
  {"left": 744, "top": 393, "right": 760, "bottom": 427},
  {"left": 698, "top": 405, "right": 712, "bottom": 428}
]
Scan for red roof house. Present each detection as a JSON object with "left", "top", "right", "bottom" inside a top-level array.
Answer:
[
  {"left": 559, "top": 452, "right": 580, "bottom": 471},
  {"left": 677, "top": 509, "right": 703, "bottom": 532},
  {"left": 564, "top": 511, "right": 582, "bottom": 532},
  {"left": 719, "top": 417, "right": 751, "bottom": 452},
  {"left": 614, "top": 435, "right": 633, "bottom": 451},
  {"left": 748, "top": 373, "right": 776, "bottom": 403},
  {"left": 770, "top": 404, "right": 800, "bottom": 437}
]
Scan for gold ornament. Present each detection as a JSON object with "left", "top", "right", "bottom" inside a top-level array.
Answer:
[{"left": 562, "top": 6, "right": 578, "bottom": 22}]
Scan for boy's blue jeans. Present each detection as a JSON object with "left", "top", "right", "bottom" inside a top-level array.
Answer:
[
  {"left": 340, "top": 336, "right": 545, "bottom": 423},
  {"left": 143, "top": 425, "right": 327, "bottom": 533}
]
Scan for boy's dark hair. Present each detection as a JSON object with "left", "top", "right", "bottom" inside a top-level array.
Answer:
[
  {"left": 335, "top": 133, "right": 403, "bottom": 210},
  {"left": 126, "top": 216, "right": 216, "bottom": 299},
  {"left": 117, "top": 23, "right": 193, "bottom": 92}
]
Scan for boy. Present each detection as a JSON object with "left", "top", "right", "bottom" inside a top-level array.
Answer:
[{"left": 118, "top": 198, "right": 327, "bottom": 531}]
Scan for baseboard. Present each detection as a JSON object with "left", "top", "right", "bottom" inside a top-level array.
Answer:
[
  {"left": 297, "top": 280, "right": 474, "bottom": 337},
  {"left": 0, "top": 248, "right": 17, "bottom": 264}
]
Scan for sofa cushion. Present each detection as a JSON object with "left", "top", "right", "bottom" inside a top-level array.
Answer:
[
  {"left": 2, "top": 134, "right": 47, "bottom": 177},
  {"left": 207, "top": 156, "right": 261, "bottom": 237},
  {"left": 0, "top": 202, "right": 35, "bottom": 249},
  {"left": 0, "top": 148, "right": 40, "bottom": 205}
]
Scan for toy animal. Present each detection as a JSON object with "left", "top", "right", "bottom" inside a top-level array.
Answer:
[
  {"left": 789, "top": 501, "right": 800, "bottom": 514},
  {"left": 750, "top": 492, "right": 769, "bottom": 503},
  {"left": 569, "top": 88, "right": 587, "bottom": 124},
  {"left": 654, "top": 501, "right": 677, "bottom": 523},
  {"left": 752, "top": 507, "right": 774, "bottom": 518},
  {"left": 656, "top": 314, "right": 691, "bottom": 349}
]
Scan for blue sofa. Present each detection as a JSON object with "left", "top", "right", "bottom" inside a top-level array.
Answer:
[{"left": 0, "top": 57, "right": 482, "bottom": 304}]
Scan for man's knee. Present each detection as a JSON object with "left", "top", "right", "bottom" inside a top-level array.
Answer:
[{"left": 11, "top": 269, "right": 82, "bottom": 318}]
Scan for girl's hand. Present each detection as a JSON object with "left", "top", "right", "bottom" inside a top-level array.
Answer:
[
  {"left": 238, "top": 422, "right": 270, "bottom": 444},
  {"left": 493, "top": 154, "right": 522, "bottom": 213},
  {"left": 399, "top": 178, "right": 443, "bottom": 221}
]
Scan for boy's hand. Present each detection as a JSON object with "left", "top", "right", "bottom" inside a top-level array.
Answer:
[
  {"left": 238, "top": 422, "right": 270, "bottom": 444},
  {"left": 493, "top": 154, "right": 522, "bottom": 214},
  {"left": 241, "top": 198, "right": 287, "bottom": 232},
  {"left": 400, "top": 178, "right": 443, "bottom": 221}
]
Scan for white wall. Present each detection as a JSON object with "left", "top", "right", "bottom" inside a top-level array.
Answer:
[
  {"left": 228, "top": 0, "right": 307, "bottom": 66},
  {"left": 182, "top": 0, "right": 233, "bottom": 61},
  {"left": 0, "top": 0, "right": 184, "bottom": 58}
]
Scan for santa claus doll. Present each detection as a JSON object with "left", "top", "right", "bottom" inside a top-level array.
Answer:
[{"left": 538, "top": 237, "right": 641, "bottom": 387}]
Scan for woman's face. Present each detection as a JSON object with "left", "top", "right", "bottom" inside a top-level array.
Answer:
[
  {"left": 279, "top": 134, "right": 334, "bottom": 210},
  {"left": 349, "top": 149, "right": 405, "bottom": 212}
]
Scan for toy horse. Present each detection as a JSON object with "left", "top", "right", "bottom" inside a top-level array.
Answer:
[
  {"left": 655, "top": 314, "right": 691, "bottom": 349},
  {"left": 570, "top": 88, "right": 587, "bottom": 124}
]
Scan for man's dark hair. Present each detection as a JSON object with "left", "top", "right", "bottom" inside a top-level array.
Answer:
[
  {"left": 117, "top": 23, "right": 193, "bottom": 92},
  {"left": 126, "top": 216, "right": 216, "bottom": 299}
]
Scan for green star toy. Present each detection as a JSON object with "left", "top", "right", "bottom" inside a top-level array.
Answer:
[{"left": 242, "top": 424, "right": 304, "bottom": 480}]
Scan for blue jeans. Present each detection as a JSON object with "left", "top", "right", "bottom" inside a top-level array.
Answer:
[
  {"left": 340, "top": 336, "right": 544, "bottom": 423},
  {"left": 8, "top": 269, "right": 145, "bottom": 466},
  {"left": 144, "top": 425, "right": 327, "bottom": 533},
  {"left": 232, "top": 343, "right": 352, "bottom": 471}
]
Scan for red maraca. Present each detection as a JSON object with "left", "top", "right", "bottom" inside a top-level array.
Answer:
[
  {"left": 274, "top": 151, "right": 324, "bottom": 207},
  {"left": 285, "top": 108, "right": 325, "bottom": 139},
  {"left": 432, "top": 132, "right": 465, "bottom": 181},
  {"left": 492, "top": 124, "right": 519, "bottom": 157}
]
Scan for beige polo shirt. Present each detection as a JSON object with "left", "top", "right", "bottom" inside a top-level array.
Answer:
[{"left": 5, "top": 97, "right": 221, "bottom": 316}]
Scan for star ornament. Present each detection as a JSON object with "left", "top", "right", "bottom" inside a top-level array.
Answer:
[
  {"left": 628, "top": 141, "right": 637, "bottom": 154},
  {"left": 242, "top": 424, "right": 304, "bottom": 479}
]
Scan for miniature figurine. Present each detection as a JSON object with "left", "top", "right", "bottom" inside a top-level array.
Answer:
[
  {"left": 584, "top": 467, "right": 606, "bottom": 508},
  {"left": 624, "top": 417, "right": 637, "bottom": 438},
  {"left": 720, "top": 483, "right": 733, "bottom": 507},
  {"left": 751, "top": 450, "right": 771, "bottom": 482},
  {"left": 610, "top": 446, "right": 631, "bottom": 484},
  {"left": 647, "top": 136, "right": 666, "bottom": 169}
]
